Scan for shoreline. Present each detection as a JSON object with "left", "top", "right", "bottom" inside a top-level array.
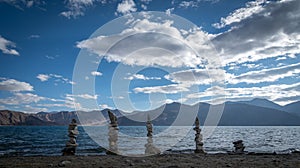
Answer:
[{"left": 1, "top": 153, "right": 299, "bottom": 168}]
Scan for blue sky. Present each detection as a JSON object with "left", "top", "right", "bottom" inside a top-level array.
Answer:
[{"left": 0, "top": 0, "right": 299, "bottom": 113}]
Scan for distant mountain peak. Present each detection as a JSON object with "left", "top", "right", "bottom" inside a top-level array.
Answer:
[
  {"left": 239, "top": 98, "right": 283, "bottom": 110},
  {"left": 250, "top": 98, "right": 273, "bottom": 102}
]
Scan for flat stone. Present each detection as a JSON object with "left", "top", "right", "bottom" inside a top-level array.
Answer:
[{"left": 58, "top": 160, "right": 71, "bottom": 167}]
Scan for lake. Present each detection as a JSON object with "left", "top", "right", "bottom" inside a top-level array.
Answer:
[{"left": 0, "top": 126, "right": 299, "bottom": 156}]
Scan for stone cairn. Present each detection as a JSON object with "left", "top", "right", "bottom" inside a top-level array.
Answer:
[
  {"left": 106, "top": 110, "right": 119, "bottom": 155},
  {"left": 145, "top": 114, "right": 161, "bottom": 155},
  {"left": 62, "top": 119, "right": 79, "bottom": 156},
  {"left": 233, "top": 140, "right": 245, "bottom": 154},
  {"left": 194, "top": 117, "right": 205, "bottom": 153}
]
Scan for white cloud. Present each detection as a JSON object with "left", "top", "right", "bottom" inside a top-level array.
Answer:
[
  {"left": 178, "top": 0, "right": 219, "bottom": 8},
  {"left": 0, "top": 105, "right": 6, "bottom": 110},
  {"left": 29, "top": 34, "right": 40, "bottom": 39},
  {"left": 133, "top": 62, "right": 300, "bottom": 95},
  {"left": 0, "top": 93, "right": 45, "bottom": 105},
  {"left": 61, "top": 0, "right": 107, "bottom": 19},
  {"left": 116, "top": 0, "right": 137, "bottom": 15},
  {"left": 276, "top": 56, "right": 287, "bottom": 61},
  {"left": 0, "top": 78, "right": 33, "bottom": 92},
  {"left": 91, "top": 71, "right": 102, "bottom": 76},
  {"left": 179, "top": 1, "right": 199, "bottom": 8},
  {"left": 133, "top": 84, "right": 190, "bottom": 94},
  {"left": 165, "top": 8, "right": 174, "bottom": 16},
  {"left": 45, "top": 55, "right": 56, "bottom": 60},
  {"left": 23, "top": 105, "right": 48, "bottom": 113},
  {"left": 37, "top": 96, "right": 76, "bottom": 110},
  {"left": 0, "top": 35, "right": 19, "bottom": 56},
  {"left": 125, "top": 74, "right": 161, "bottom": 80},
  {"left": 241, "top": 63, "right": 261, "bottom": 69},
  {"left": 36, "top": 94, "right": 98, "bottom": 111},
  {"left": 187, "top": 82, "right": 300, "bottom": 105},
  {"left": 213, "top": 0, "right": 267, "bottom": 28},
  {"left": 212, "top": 0, "right": 300, "bottom": 65},
  {"left": 140, "top": 0, "right": 152, "bottom": 3},
  {"left": 36, "top": 74, "right": 50, "bottom": 82},
  {"left": 36, "top": 73, "right": 74, "bottom": 85},
  {"left": 0, "top": 0, "right": 45, "bottom": 10},
  {"left": 99, "top": 104, "right": 113, "bottom": 110},
  {"left": 229, "top": 62, "right": 300, "bottom": 84},
  {"left": 109, "top": 96, "right": 125, "bottom": 99},
  {"left": 66, "top": 94, "right": 98, "bottom": 100},
  {"left": 165, "top": 68, "right": 226, "bottom": 85},
  {"left": 77, "top": 18, "right": 211, "bottom": 68},
  {"left": 141, "top": 4, "right": 147, "bottom": 10}
]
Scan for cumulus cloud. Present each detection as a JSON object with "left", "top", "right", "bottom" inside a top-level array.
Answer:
[
  {"left": 212, "top": 0, "right": 300, "bottom": 65},
  {"left": 125, "top": 74, "right": 161, "bottom": 80},
  {"left": 0, "top": 35, "right": 19, "bottom": 56},
  {"left": 116, "top": 0, "right": 137, "bottom": 15},
  {"left": 91, "top": 71, "right": 102, "bottom": 76},
  {"left": 61, "top": 0, "right": 107, "bottom": 19},
  {"left": 77, "top": 18, "right": 212, "bottom": 68},
  {"left": 213, "top": 0, "right": 267, "bottom": 28},
  {"left": 0, "top": 78, "right": 33, "bottom": 92},
  {"left": 133, "top": 62, "right": 300, "bottom": 95}
]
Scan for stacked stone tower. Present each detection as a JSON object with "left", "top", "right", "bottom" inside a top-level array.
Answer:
[
  {"left": 145, "top": 114, "right": 160, "bottom": 155},
  {"left": 194, "top": 117, "right": 205, "bottom": 153},
  {"left": 62, "top": 119, "right": 79, "bottom": 156},
  {"left": 106, "top": 110, "right": 119, "bottom": 155}
]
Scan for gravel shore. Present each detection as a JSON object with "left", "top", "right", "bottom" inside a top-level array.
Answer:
[{"left": 1, "top": 153, "right": 300, "bottom": 168}]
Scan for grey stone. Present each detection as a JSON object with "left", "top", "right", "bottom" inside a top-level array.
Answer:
[
  {"left": 194, "top": 117, "right": 205, "bottom": 153},
  {"left": 145, "top": 114, "right": 161, "bottom": 155},
  {"left": 58, "top": 160, "right": 71, "bottom": 167},
  {"left": 107, "top": 110, "right": 119, "bottom": 155},
  {"left": 62, "top": 119, "right": 79, "bottom": 156}
]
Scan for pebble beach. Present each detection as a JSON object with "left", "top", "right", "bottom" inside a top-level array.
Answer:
[{"left": 1, "top": 153, "right": 300, "bottom": 168}]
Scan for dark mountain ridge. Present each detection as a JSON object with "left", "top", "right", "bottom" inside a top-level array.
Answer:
[{"left": 1, "top": 99, "right": 300, "bottom": 126}]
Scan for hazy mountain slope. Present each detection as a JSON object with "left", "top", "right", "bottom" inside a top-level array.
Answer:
[
  {"left": 238, "top": 98, "right": 284, "bottom": 111},
  {"left": 1, "top": 100, "right": 300, "bottom": 126},
  {"left": 283, "top": 101, "right": 300, "bottom": 116}
]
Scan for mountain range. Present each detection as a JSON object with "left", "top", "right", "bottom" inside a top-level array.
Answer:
[{"left": 0, "top": 98, "right": 299, "bottom": 126}]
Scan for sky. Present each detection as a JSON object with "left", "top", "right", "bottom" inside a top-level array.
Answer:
[{"left": 0, "top": 0, "right": 299, "bottom": 113}]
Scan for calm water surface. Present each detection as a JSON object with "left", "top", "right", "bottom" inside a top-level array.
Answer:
[{"left": 0, "top": 126, "right": 299, "bottom": 156}]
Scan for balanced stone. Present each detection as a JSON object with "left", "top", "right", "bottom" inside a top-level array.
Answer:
[
  {"left": 62, "top": 119, "right": 79, "bottom": 156},
  {"left": 194, "top": 117, "right": 205, "bottom": 153},
  {"left": 145, "top": 114, "right": 160, "bottom": 155},
  {"left": 233, "top": 140, "right": 245, "bottom": 154},
  {"left": 106, "top": 110, "right": 119, "bottom": 155}
]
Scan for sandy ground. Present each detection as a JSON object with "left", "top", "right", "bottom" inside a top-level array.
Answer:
[{"left": 0, "top": 153, "right": 300, "bottom": 168}]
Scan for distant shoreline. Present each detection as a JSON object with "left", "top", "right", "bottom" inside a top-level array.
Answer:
[{"left": 1, "top": 153, "right": 300, "bottom": 168}]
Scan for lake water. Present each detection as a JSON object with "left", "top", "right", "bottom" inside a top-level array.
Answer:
[{"left": 0, "top": 126, "right": 299, "bottom": 156}]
